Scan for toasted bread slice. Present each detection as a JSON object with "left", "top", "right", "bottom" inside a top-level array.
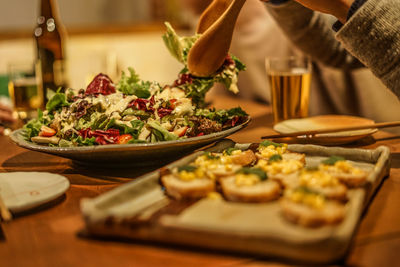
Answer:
[
  {"left": 280, "top": 198, "right": 345, "bottom": 227},
  {"left": 319, "top": 161, "right": 368, "bottom": 188},
  {"left": 298, "top": 170, "right": 348, "bottom": 202},
  {"left": 220, "top": 176, "right": 281, "bottom": 203},
  {"left": 269, "top": 172, "right": 301, "bottom": 189},
  {"left": 282, "top": 152, "right": 306, "bottom": 164},
  {"left": 308, "top": 183, "right": 348, "bottom": 202},
  {"left": 205, "top": 165, "right": 241, "bottom": 180},
  {"left": 333, "top": 172, "right": 368, "bottom": 188},
  {"left": 161, "top": 174, "right": 215, "bottom": 200}
]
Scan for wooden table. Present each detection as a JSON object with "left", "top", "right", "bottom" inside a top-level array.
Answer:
[{"left": 1, "top": 96, "right": 400, "bottom": 267}]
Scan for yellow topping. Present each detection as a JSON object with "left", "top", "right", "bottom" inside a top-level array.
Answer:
[
  {"left": 207, "top": 192, "right": 223, "bottom": 200},
  {"left": 300, "top": 170, "right": 339, "bottom": 187},
  {"left": 235, "top": 173, "right": 260, "bottom": 186},
  {"left": 258, "top": 159, "right": 303, "bottom": 175},
  {"left": 178, "top": 168, "right": 205, "bottom": 181},
  {"left": 320, "top": 161, "right": 364, "bottom": 175},
  {"left": 287, "top": 189, "right": 325, "bottom": 209},
  {"left": 258, "top": 144, "right": 288, "bottom": 159}
]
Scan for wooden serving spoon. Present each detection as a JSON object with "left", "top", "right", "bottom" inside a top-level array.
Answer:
[
  {"left": 196, "top": 0, "right": 232, "bottom": 34},
  {"left": 187, "top": 0, "right": 247, "bottom": 77}
]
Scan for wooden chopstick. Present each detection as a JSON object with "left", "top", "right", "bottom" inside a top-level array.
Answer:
[
  {"left": 0, "top": 193, "right": 12, "bottom": 222},
  {"left": 261, "top": 121, "right": 400, "bottom": 139}
]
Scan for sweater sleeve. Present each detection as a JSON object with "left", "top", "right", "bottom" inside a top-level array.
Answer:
[
  {"left": 265, "top": 1, "right": 364, "bottom": 70},
  {"left": 336, "top": 0, "right": 400, "bottom": 98}
]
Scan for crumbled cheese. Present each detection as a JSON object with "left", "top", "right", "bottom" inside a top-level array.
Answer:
[
  {"left": 320, "top": 161, "right": 364, "bottom": 175},
  {"left": 300, "top": 170, "right": 339, "bottom": 187},
  {"left": 178, "top": 168, "right": 205, "bottom": 181},
  {"left": 288, "top": 189, "right": 325, "bottom": 209},
  {"left": 258, "top": 144, "right": 288, "bottom": 159}
]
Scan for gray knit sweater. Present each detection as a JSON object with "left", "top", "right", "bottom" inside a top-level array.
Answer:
[{"left": 266, "top": 0, "right": 400, "bottom": 98}]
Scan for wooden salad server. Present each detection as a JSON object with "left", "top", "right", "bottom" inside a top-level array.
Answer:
[
  {"left": 187, "top": 0, "right": 247, "bottom": 77},
  {"left": 196, "top": 0, "right": 232, "bottom": 34}
]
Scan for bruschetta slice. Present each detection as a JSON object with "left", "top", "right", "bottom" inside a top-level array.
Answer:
[
  {"left": 255, "top": 140, "right": 305, "bottom": 164},
  {"left": 280, "top": 187, "right": 346, "bottom": 227},
  {"left": 161, "top": 165, "right": 215, "bottom": 200},
  {"left": 220, "top": 167, "right": 281, "bottom": 202},
  {"left": 194, "top": 150, "right": 255, "bottom": 180},
  {"left": 319, "top": 156, "right": 368, "bottom": 187},
  {"left": 256, "top": 156, "right": 304, "bottom": 189},
  {"left": 298, "top": 169, "right": 348, "bottom": 202}
]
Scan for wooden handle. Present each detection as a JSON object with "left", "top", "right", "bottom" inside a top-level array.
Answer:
[{"left": 261, "top": 121, "right": 400, "bottom": 139}]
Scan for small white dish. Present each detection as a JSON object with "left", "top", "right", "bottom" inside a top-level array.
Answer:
[{"left": 0, "top": 172, "right": 70, "bottom": 213}]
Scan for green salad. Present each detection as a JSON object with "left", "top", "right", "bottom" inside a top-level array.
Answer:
[{"left": 23, "top": 22, "right": 248, "bottom": 147}]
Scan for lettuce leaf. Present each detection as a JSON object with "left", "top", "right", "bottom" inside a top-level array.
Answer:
[
  {"left": 194, "top": 107, "right": 248, "bottom": 123},
  {"left": 116, "top": 67, "right": 151, "bottom": 98},
  {"left": 46, "top": 91, "right": 70, "bottom": 113},
  {"left": 23, "top": 108, "right": 51, "bottom": 139},
  {"left": 162, "top": 22, "right": 200, "bottom": 64},
  {"left": 147, "top": 121, "right": 178, "bottom": 141}
]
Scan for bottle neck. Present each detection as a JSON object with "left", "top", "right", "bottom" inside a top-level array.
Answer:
[{"left": 40, "top": 0, "right": 58, "bottom": 19}]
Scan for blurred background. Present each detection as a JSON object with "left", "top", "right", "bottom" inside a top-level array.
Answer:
[{"left": 0, "top": 0, "right": 190, "bottom": 93}]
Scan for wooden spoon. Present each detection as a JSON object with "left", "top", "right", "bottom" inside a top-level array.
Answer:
[
  {"left": 196, "top": 0, "right": 232, "bottom": 34},
  {"left": 188, "top": 0, "right": 247, "bottom": 77}
]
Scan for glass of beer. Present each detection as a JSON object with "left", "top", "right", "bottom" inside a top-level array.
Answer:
[
  {"left": 8, "top": 62, "right": 43, "bottom": 121},
  {"left": 266, "top": 57, "right": 312, "bottom": 124}
]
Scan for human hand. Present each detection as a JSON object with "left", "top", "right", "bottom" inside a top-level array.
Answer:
[
  {"left": 260, "top": 0, "right": 353, "bottom": 23},
  {"left": 0, "top": 103, "right": 15, "bottom": 135}
]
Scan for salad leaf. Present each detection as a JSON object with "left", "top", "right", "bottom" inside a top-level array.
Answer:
[
  {"left": 122, "top": 108, "right": 150, "bottom": 120},
  {"left": 73, "top": 136, "right": 97, "bottom": 146},
  {"left": 194, "top": 107, "right": 248, "bottom": 124},
  {"left": 231, "top": 55, "right": 246, "bottom": 71},
  {"left": 23, "top": 108, "right": 51, "bottom": 139},
  {"left": 162, "top": 22, "right": 200, "bottom": 64},
  {"left": 116, "top": 67, "right": 151, "bottom": 98},
  {"left": 147, "top": 121, "right": 178, "bottom": 141},
  {"left": 46, "top": 91, "right": 69, "bottom": 113},
  {"left": 23, "top": 119, "right": 43, "bottom": 139}
]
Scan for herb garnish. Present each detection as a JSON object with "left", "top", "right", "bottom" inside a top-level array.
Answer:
[
  {"left": 322, "top": 156, "right": 346, "bottom": 165},
  {"left": 259, "top": 140, "right": 283, "bottom": 148},
  {"left": 237, "top": 167, "right": 267, "bottom": 181}
]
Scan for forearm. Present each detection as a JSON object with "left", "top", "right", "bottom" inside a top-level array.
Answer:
[
  {"left": 336, "top": 0, "right": 400, "bottom": 97},
  {"left": 265, "top": 1, "right": 363, "bottom": 69}
]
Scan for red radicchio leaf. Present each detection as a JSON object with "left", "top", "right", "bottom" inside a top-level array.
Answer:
[
  {"left": 85, "top": 73, "right": 116, "bottom": 96},
  {"left": 172, "top": 73, "right": 193, "bottom": 87},
  {"left": 157, "top": 107, "right": 173, "bottom": 118},
  {"left": 128, "top": 98, "right": 154, "bottom": 112},
  {"left": 78, "top": 128, "right": 120, "bottom": 145}
]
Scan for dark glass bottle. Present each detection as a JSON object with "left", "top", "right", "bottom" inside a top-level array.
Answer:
[{"left": 34, "top": 0, "right": 66, "bottom": 105}]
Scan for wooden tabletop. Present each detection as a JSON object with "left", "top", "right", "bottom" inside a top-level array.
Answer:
[{"left": 1, "top": 96, "right": 400, "bottom": 267}]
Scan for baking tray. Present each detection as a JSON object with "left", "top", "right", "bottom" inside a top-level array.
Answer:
[{"left": 80, "top": 139, "right": 391, "bottom": 263}]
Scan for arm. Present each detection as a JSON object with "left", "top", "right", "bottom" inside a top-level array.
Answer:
[
  {"left": 266, "top": 0, "right": 400, "bottom": 98},
  {"left": 336, "top": 0, "right": 400, "bottom": 98},
  {"left": 265, "top": 1, "right": 364, "bottom": 70}
]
